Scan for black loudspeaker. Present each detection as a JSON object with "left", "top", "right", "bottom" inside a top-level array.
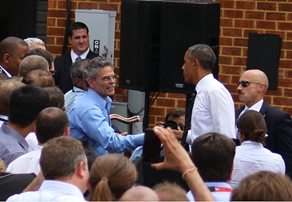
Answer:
[
  {"left": 159, "top": 1, "right": 220, "bottom": 94},
  {"left": 246, "top": 33, "right": 282, "bottom": 90},
  {"left": 119, "top": 0, "right": 161, "bottom": 91}
]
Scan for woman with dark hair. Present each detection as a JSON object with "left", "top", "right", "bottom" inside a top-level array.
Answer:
[
  {"left": 230, "top": 110, "right": 285, "bottom": 189},
  {"left": 87, "top": 153, "right": 137, "bottom": 201}
]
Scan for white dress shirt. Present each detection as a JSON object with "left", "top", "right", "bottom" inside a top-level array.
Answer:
[
  {"left": 7, "top": 145, "right": 43, "bottom": 175},
  {"left": 7, "top": 180, "right": 86, "bottom": 202},
  {"left": 25, "top": 132, "right": 38, "bottom": 152},
  {"left": 70, "top": 48, "right": 90, "bottom": 62},
  {"left": 187, "top": 74, "right": 235, "bottom": 144},
  {"left": 230, "top": 140, "right": 285, "bottom": 189}
]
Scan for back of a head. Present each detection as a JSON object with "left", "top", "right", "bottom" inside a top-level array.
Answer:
[
  {"left": 19, "top": 55, "right": 49, "bottom": 77},
  {"left": 237, "top": 110, "right": 267, "bottom": 144},
  {"left": 153, "top": 181, "right": 188, "bottom": 201},
  {"left": 36, "top": 107, "right": 69, "bottom": 144},
  {"left": 9, "top": 84, "right": 49, "bottom": 127},
  {"left": 191, "top": 132, "right": 235, "bottom": 182},
  {"left": 22, "top": 69, "right": 55, "bottom": 87},
  {"left": 24, "top": 48, "right": 54, "bottom": 70},
  {"left": 120, "top": 186, "right": 159, "bottom": 201},
  {"left": 78, "top": 139, "right": 97, "bottom": 171},
  {"left": 231, "top": 171, "right": 292, "bottom": 201},
  {"left": 24, "top": 37, "right": 46, "bottom": 50},
  {"left": 88, "top": 153, "right": 137, "bottom": 201},
  {"left": 165, "top": 109, "right": 185, "bottom": 123},
  {"left": 44, "top": 87, "right": 64, "bottom": 110},
  {"left": 40, "top": 136, "right": 87, "bottom": 180},
  {"left": 187, "top": 44, "right": 216, "bottom": 71},
  {"left": 0, "top": 79, "right": 24, "bottom": 115},
  {"left": 70, "top": 59, "right": 90, "bottom": 85}
]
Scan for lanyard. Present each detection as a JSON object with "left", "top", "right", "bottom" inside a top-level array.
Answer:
[{"left": 208, "top": 186, "right": 232, "bottom": 192}]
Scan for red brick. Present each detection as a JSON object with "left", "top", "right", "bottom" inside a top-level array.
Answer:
[
  {"left": 168, "top": 93, "right": 185, "bottom": 99},
  {"left": 234, "top": 20, "right": 254, "bottom": 28},
  {"left": 278, "top": 78, "right": 292, "bottom": 86},
  {"left": 287, "top": 32, "right": 292, "bottom": 40},
  {"left": 221, "top": 66, "right": 242, "bottom": 75},
  {"left": 220, "top": 19, "right": 233, "bottom": 27},
  {"left": 245, "top": 11, "right": 264, "bottom": 20},
  {"left": 257, "top": 2, "right": 277, "bottom": 11},
  {"left": 243, "top": 30, "right": 263, "bottom": 37},
  {"left": 286, "top": 51, "right": 292, "bottom": 59},
  {"left": 223, "top": 10, "right": 243, "bottom": 18},
  {"left": 149, "top": 107, "right": 166, "bottom": 116},
  {"left": 47, "top": 27, "right": 66, "bottom": 36},
  {"left": 265, "top": 88, "right": 283, "bottom": 96},
  {"left": 264, "top": 31, "right": 285, "bottom": 39},
  {"left": 233, "top": 58, "right": 247, "bottom": 66},
  {"left": 278, "top": 22, "right": 292, "bottom": 30},
  {"left": 284, "top": 89, "right": 292, "bottom": 97},
  {"left": 234, "top": 38, "right": 248, "bottom": 46},
  {"left": 225, "top": 84, "right": 238, "bottom": 94},
  {"left": 231, "top": 75, "right": 241, "bottom": 84},
  {"left": 256, "top": 21, "right": 276, "bottom": 29},
  {"left": 70, "top": 2, "right": 78, "bottom": 9},
  {"left": 288, "top": 13, "right": 292, "bottom": 21},
  {"left": 48, "top": 1, "right": 57, "bottom": 8},
  {"left": 220, "top": 37, "right": 233, "bottom": 46},
  {"left": 282, "top": 108, "right": 292, "bottom": 116},
  {"left": 236, "top": 1, "right": 256, "bottom": 9},
  {"left": 218, "top": 75, "right": 231, "bottom": 83},
  {"left": 47, "top": 18, "right": 55, "bottom": 26},
  {"left": 56, "top": 19, "right": 67, "bottom": 27},
  {"left": 222, "top": 28, "right": 242, "bottom": 37},
  {"left": 282, "top": 42, "right": 292, "bottom": 49},
  {"left": 266, "top": 12, "right": 286, "bottom": 21},
  {"left": 242, "top": 47, "right": 248, "bottom": 57},
  {"left": 47, "top": 10, "right": 67, "bottom": 18},
  {"left": 273, "top": 97, "right": 292, "bottom": 106},
  {"left": 99, "top": 3, "right": 119, "bottom": 11},
  {"left": 279, "top": 3, "right": 292, "bottom": 11},
  {"left": 221, "top": 1, "right": 234, "bottom": 8},
  {"left": 46, "top": 37, "right": 55, "bottom": 45},
  {"left": 222, "top": 47, "right": 241, "bottom": 56},
  {"left": 219, "top": 56, "right": 232, "bottom": 65},
  {"left": 285, "top": 70, "right": 292, "bottom": 78}
]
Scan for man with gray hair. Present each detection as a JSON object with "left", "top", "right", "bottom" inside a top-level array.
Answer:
[
  {"left": 64, "top": 59, "right": 90, "bottom": 114},
  {"left": 0, "top": 37, "right": 28, "bottom": 77},
  {"left": 24, "top": 37, "right": 46, "bottom": 50},
  {"left": 19, "top": 55, "right": 49, "bottom": 77},
  {"left": 7, "top": 136, "right": 89, "bottom": 201},
  {"left": 181, "top": 44, "right": 235, "bottom": 149},
  {"left": 69, "top": 57, "right": 144, "bottom": 156}
]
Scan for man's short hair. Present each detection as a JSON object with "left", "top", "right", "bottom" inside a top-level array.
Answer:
[
  {"left": 231, "top": 171, "right": 292, "bottom": 200},
  {"left": 153, "top": 181, "right": 188, "bottom": 201},
  {"left": 0, "top": 80, "right": 24, "bottom": 115},
  {"left": 0, "top": 37, "right": 28, "bottom": 62},
  {"left": 40, "top": 136, "right": 87, "bottom": 180},
  {"left": 36, "top": 107, "right": 69, "bottom": 144},
  {"left": 70, "top": 59, "right": 90, "bottom": 85},
  {"left": 24, "top": 38, "right": 45, "bottom": 49},
  {"left": 165, "top": 109, "right": 185, "bottom": 123},
  {"left": 22, "top": 69, "right": 55, "bottom": 87},
  {"left": 187, "top": 44, "right": 216, "bottom": 71},
  {"left": 191, "top": 132, "right": 235, "bottom": 182},
  {"left": 24, "top": 48, "right": 54, "bottom": 70},
  {"left": 9, "top": 85, "right": 49, "bottom": 127},
  {"left": 84, "top": 57, "right": 113, "bottom": 81},
  {"left": 19, "top": 55, "right": 49, "bottom": 77},
  {"left": 44, "top": 87, "right": 64, "bottom": 110},
  {"left": 68, "top": 22, "right": 89, "bottom": 37}
]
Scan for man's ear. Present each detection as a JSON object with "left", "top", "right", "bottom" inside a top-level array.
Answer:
[
  {"left": 68, "top": 37, "right": 72, "bottom": 45},
  {"left": 227, "top": 164, "right": 234, "bottom": 182},
  {"left": 76, "top": 161, "right": 87, "bottom": 179},
  {"left": 64, "top": 127, "right": 70, "bottom": 137},
  {"left": 87, "top": 78, "right": 95, "bottom": 89},
  {"left": 3, "top": 53, "right": 10, "bottom": 64},
  {"left": 74, "top": 77, "right": 81, "bottom": 88}
]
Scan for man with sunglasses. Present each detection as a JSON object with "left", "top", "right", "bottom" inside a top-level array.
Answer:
[
  {"left": 236, "top": 69, "right": 292, "bottom": 178},
  {"left": 68, "top": 57, "right": 144, "bottom": 156}
]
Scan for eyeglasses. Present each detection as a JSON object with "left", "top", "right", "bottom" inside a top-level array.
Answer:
[
  {"left": 237, "top": 81, "right": 261, "bottom": 87},
  {"left": 101, "top": 74, "right": 118, "bottom": 82}
]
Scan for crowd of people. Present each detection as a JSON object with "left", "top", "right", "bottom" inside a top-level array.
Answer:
[{"left": 0, "top": 21, "right": 292, "bottom": 201}]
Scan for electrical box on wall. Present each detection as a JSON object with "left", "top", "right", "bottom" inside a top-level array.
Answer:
[{"left": 75, "top": 9, "right": 116, "bottom": 62}]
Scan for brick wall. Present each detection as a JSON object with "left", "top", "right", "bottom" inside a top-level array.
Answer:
[{"left": 47, "top": 0, "right": 292, "bottom": 127}]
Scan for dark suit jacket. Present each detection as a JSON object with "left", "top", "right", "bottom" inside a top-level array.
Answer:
[
  {"left": 54, "top": 50, "right": 98, "bottom": 94},
  {"left": 236, "top": 102, "right": 292, "bottom": 178}
]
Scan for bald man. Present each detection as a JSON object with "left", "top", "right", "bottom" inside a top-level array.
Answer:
[
  {"left": 236, "top": 69, "right": 292, "bottom": 178},
  {"left": 120, "top": 186, "right": 159, "bottom": 201}
]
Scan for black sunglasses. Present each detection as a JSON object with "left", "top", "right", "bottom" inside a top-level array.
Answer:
[{"left": 237, "top": 81, "right": 261, "bottom": 87}]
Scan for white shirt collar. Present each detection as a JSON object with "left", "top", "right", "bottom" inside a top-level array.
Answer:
[
  {"left": 245, "top": 99, "right": 263, "bottom": 112},
  {"left": 196, "top": 73, "right": 214, "bottom": 93},
  {"left": 0, "top": 65, "right": 12, "bottom": 78},
  {"left": 70, "top": 48, "right": 90, "bottom": 62}
]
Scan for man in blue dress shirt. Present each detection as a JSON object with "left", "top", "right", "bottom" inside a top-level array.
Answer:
[{"left": 69, "top": 57, "right": 144, "bottom": 156}]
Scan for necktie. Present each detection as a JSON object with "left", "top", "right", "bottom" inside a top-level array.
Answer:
[
  {"left": 181, "top": 90, "right": 197, "bottom": 151},
  {"left": 75, "top": 56, "right": 81, "bottom": 62}
]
